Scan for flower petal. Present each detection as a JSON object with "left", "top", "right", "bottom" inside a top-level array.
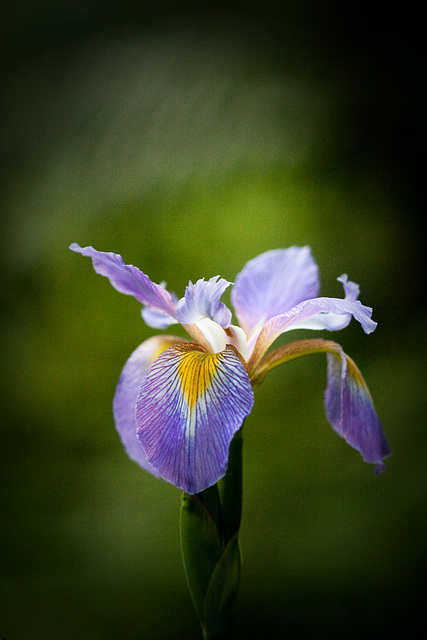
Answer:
[
  {"left": 231, "top": 247, "right": 320, "bottom": 337},
  {"left": 113, "top": 335, "right": 188, "bottom": 474},
  {"left": 175, "top": 277, "right": 232, "bottom": 328},
  {"left": 248, "top": 337, "right": 390, "bottom": 473},
  {"left": 135, "top": 343, "right": 254, "bottom": 494},
  {"left": 141, "top": 305, "right": 179, "bottom": 329},
  {"left": 248, "top": 295, "right": 376, "bottom": 374},
  {"left": 70, "top": 244, "right": 176, "bottom": 320},
  {"left": 286, "top": 274, "right": 370, "bottom": 332},
  {"left": 325, "top": 349, "right": 391, "bottom": 473},
  {"left": 338, "top": 273, "right": 360, "bottom": 301}
]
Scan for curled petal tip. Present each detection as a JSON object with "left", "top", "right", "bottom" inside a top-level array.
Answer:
[{"left": 69, "top": 243, "right": 177, "bottom": 319}]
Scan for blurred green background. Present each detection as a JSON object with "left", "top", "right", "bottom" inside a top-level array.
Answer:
[{"left": 1, "top": 2, "right": 424, "bottom": 638}]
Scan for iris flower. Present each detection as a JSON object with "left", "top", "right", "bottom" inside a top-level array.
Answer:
[{"left": 70, "top": 244, "right": 390, "bottom": 493}]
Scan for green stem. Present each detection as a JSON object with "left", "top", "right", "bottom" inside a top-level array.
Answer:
[
  {"left": 180, "top": 428, "right": 244, "bottom": 639},
  {"left": 218, "top": 428, "right": 243, "bottom": 545}
]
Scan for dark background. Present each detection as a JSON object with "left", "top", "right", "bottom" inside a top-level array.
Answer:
[{"left": 1, "top": 2, "right": 424, "bottom": 638}]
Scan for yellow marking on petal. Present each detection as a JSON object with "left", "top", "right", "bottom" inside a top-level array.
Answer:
[
  {"left": 345, "top": 354, "right": 372, "bottom": 397},
  {"left": 152, "top": 343, "right": 171, "bottom": 362},
  {"left": 152, "top": 336, "right": 187, "bottom": 363},
  {"left": 175, "top": 344, "right": 222, "bottom": 411},
  {"left": 345, "top": 355, "right": 363, "bottom": 385}
]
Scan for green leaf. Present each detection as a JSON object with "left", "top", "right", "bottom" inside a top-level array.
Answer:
[
  {"left": 197, "top": 483, "right": 223, "bottom": 536},
  {"left": 180, "top": 429, "right": 245, "bottom": 638},
  {"left": 202, "top": 534, "right": 242, "bottom": 639},
  {"left": 180, "top": 490, "right": 223, "bottom": 621}
]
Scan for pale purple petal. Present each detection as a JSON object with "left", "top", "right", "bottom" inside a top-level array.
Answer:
[
  {"left": 250, "top": 295, "right": 377, "bottom": 369},
  {"left": 113, "top": 335, "right": 187, "bottom": 474},
  {"left": 136, "top": 344, "right": 254, "bottom": 494},
  {"left": 70, "top": 244, "right": 176, "bottom": 319},
  {"left": 141, "top": 304, "right": 180, "bottom": 329},
  {"left": 272, "top": 296, "right": 376, "bottom": 334},
  {"left": 265, "top": 274, "right": 376, "bottom": 334},
  {"left": 325, "top": 350, "right": 390, "bottom": 473},
  {"left": 338, "top": 274, "right": 360, "bottom": 301},
  {"left": 231, "top": 247, "right": 320, "bottom": 337},
  {"left": 175, "top": 277, "right": 232, "bottom": 328}
]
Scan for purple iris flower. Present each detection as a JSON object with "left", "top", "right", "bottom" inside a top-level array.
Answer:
[{"left": 70, "top": 244, "right": 390, "bottom": 493}]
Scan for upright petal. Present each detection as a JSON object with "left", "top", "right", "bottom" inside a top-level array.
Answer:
[
  {"left": 231, "top": 247, "right": 320, "bottom": 337},
  {"left": 175, "top": 277, "right": 232, "bottom": 328},
  {"left": 338, "top": 273, "right": 360, "bottom": 301},
  {"left": 136, "top": 344, "right": 254, "bottom": 494},
  {"left": 70, "top": 244, "right": 176, "bottom": 320},
  {"left": 325, "top": 349, "right": 391, "bottom": 473},
  {"left": 113, "top": 335, "right": 188, "bottom": 474}
]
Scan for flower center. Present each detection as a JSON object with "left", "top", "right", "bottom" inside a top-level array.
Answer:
[{"left": 195, "top": 318, "right": 247, "bottom": 359}]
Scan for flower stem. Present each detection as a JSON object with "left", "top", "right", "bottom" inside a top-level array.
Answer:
[
  {"left": 218, "top": 428, "right": 243, "bottom": 545},
  {"left": 180, "top": 428, "right": 244, "bottom": 639}
]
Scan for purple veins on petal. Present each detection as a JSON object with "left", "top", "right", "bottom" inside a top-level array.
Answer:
[
  {"left": 113, "top": 335, "right": 188, "bottom": 474},
  {"left": 175, "top": 276, "right": 232, "bottom": 328},
  {"left": 135, "top": 343, "right": 254, "bottom": 494},
  {"left": 324, "top": 349, "right": 391, "bottom": 474}
]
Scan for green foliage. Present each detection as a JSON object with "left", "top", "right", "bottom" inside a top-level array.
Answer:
[{"left": 180, "top": 432, "right": 243, "bottom": 639}]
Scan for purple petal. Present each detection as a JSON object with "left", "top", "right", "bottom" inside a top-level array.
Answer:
[
  {"left": 231, "top": 247, "right": 320, "bottom": 337},
  {"left": 325, "top": 349, "right": 391, "bottom": 473},
  {"left": 250, "top": 295, "right": 377, "bottom": 369},
  {"left": 141, "top": 305, "right": 179, "bottom": 329},
  {"left": 175, "top": 276, "right": 232, "bottom": 328},
  {"left": 271, "top": 295, "right": 376, "bottom": 335},
  {"left": 338, "top": 273, "right": 360, "bottom": 301},
  {"left": 135, "top": 343, "right": 254, "bottom": 494},
  {"left": 113, "top": 335, "right": 188, "bottom": 474},
  {"left": 70, "top": 244, "right": 176, "bottom": 320}
]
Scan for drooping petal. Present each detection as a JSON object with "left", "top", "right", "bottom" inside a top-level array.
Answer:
[
  {"left": 135, "top": 343, "right": 254, "bottom": 494},
  {"left": 325, "top": 348, "right": 391, "bottom": 473},
  {"left": 231, "top": 247, "right": 320, "bottom": 337},
  {"left": 248, "top": 337, "right": 390, "bottom": 473},
  {"left": 70, "top": 244, "right": 176, "bottom": 321},
  {"left": 113, "top": 335, "right": 188, "bottom": 474},
  {"left": 248, "top": 295, "right": 376, "bottom": 375},
  {"left": 175, "top": 277, "right": 232, "bottom": 328}
]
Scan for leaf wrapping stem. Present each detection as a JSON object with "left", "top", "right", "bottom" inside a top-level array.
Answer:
[{"left": 180, "top": 428, "right": 244, "bottom": 639}]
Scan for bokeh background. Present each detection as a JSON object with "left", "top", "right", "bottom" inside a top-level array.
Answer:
[{"left": 1, "top": 2, "right": 424, "bottom": 638}]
